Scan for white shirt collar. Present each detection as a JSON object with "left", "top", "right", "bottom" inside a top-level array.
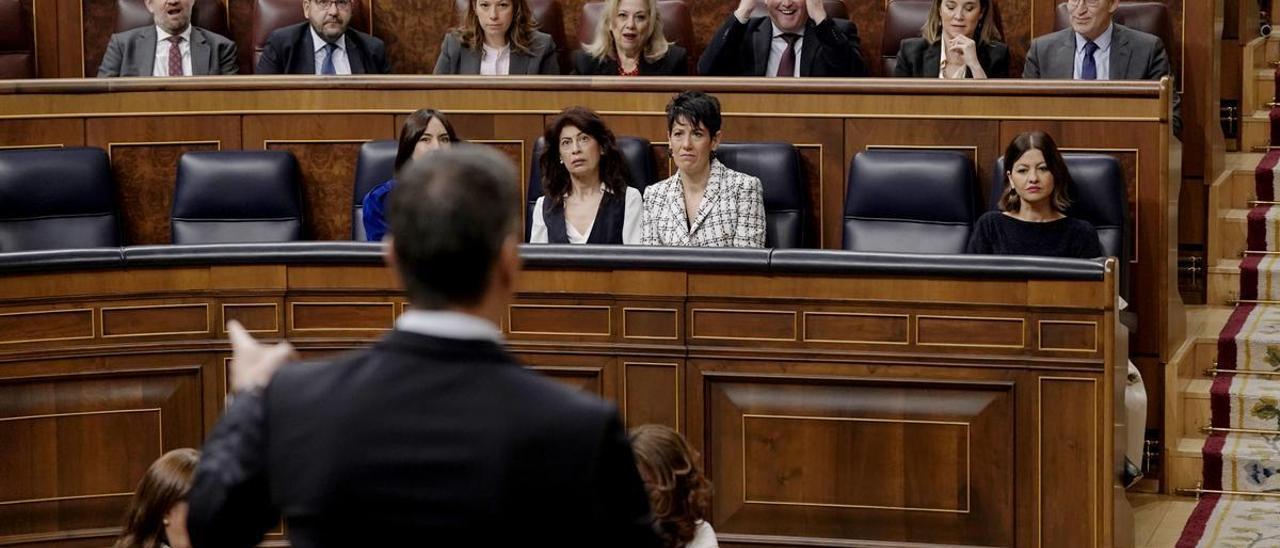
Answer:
[
  {"left": 482, "top": 43, "right": 510, "bottom": 57},
  {"left": 156, "top": 24, "right": 192, "bottom": 44},
  {"left": 311, "top": 25, "right": 346, "bottom": 53},
  {"left": 771, "top": 21, "right": 804, "bottom": 39},
  {"left": 395, "top": 309, "right": 503, "bottom": 343},
  {"left": 1075, "top": 23, "right": 1113, "bottom": 53}
]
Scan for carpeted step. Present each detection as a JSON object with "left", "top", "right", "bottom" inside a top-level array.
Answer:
[
  {"left": 1201, "top": 432, "right": 1280, "bottom": 493},
  {"left": 1254, "top": 150, "right": 1280, "bottom": 201},
  {"left": 1177, "top": 494, "right": 1280, "bottom": 547},
  {"left": 1209, "top": 373, "right": 1280, "bottom": 431},
  {"left": 1246, "top": 206, "right": 1280, "bottom": 252},
  {"left": 1217, "top": 304, "right": 1280, "bottom": 373}
]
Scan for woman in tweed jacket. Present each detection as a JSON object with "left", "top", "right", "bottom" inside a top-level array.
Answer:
[{"left": 642, "top": 91, "right": 766, "bottom": 248}]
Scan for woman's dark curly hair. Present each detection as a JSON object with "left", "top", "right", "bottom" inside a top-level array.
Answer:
[
  {"left": 629, "top": 424, "right": 712, "bottom": 548},
  {"left": 538, "top": 106, "right": 632, "bottom": 209}
]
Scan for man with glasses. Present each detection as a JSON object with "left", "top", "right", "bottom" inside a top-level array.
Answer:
[{"left": 256, "top": 0, "right": 391, "bottom": 74}]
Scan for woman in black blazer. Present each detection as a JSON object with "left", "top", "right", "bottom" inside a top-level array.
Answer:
[
  {"left": 572, "top": 0, "right": 688, "bottom": 76},
  {"left": 434, "top": 0, "right": 559, "bottom": 75},
  {"left": 894, "top": 0, "right": 1008, "bottom": 79}
]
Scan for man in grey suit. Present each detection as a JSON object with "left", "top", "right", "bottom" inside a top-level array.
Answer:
[
  {"left": 1023, "top": 0, "right": 1178, "bottom": 132},
  {"left": 98, "top": 0, "right": 238, "bottom": 77}
]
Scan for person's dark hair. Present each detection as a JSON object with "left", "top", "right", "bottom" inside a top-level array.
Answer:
[
  {"left": 395, "top": 109, "right": 459, "bottom": 171},
  {"left": 629, "top": 424, "right": 712, "bottom": 548},
  {"left": 387, "top": 145, "right": 520, "bottom": 309},
  {"left": 999, "top": 130, "right": 1074, "bottom": 213},
  {"left": 538, "top": 107, "right": 632, "bottom": 209},
  {"left": 113, "top": 448, "right": 199, "bottom": 548},
  {"left": 665, "top": 91, "right": 722, "bottom": 136}
]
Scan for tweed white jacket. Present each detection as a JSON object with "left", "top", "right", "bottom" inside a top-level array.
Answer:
[{"left": 641, "top": 159, "right": 766, "bottom": 248}]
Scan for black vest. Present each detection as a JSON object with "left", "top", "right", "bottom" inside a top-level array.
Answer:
[{"left": 542, "top": 190, "right": 626, "bottom": 244}]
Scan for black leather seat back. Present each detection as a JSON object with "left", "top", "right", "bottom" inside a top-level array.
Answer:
[
  {"left": 351, "top": 140, "right": 398, "bottom": 240},
  {"left": 0, "top": 147, "right": 120, "bottom": 251},
  {"left": 526, "top": 136, "right": 656, "bottom": 240},
  {"left": 172, "top": 150, "right": 304, "bottom": 244},
  {"left": 989, "top": 154, "right": 1127, "bottom": 297},
  {"left": 715, "top": 142, "right": 806, "bottom": 248},
  {"left": 844, "top": 149, "right": 976, "bottom": 253}
]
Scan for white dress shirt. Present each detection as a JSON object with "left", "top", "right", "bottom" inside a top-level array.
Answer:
[
  {"left": 766, "top": 24, "right": 804, "bottom": 77},
  {"left": 481, "top": 43, "right": 512, "bottom": 75},
  {"left": 1073, "top": 24, "right": 1113, "bottom": 80},
  {"left": 395, "top": 309, "right": 503, "bottom": 343},
  {"left": 311, "top": 26, "right": 352, "bottom": 75},
  {"left": 153, "top": 25, "right": 193, "bottom": 76},
  {"left": 529, "top": 186, "right": 643, "bottom": 244}
]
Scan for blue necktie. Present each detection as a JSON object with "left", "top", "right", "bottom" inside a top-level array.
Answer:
[
  {"left": 1081, "top": 40, "right": 1099, "bottom": 80},
  {"left": 321, "top": 42, "right": 337, "bottom": 75}
]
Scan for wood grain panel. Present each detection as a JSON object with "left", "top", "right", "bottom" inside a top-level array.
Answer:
[
  {"left": 917, "top": 315, "right": 1024, "bottom": 348},
  {"left": 1038, "top": 320, "right": 1098, "bottom": 352},
  {"left": 0, "top": 119, "right": 83, "bottom": 148},
  {"left": 508, "top": 304, "right": 612, "bottom": 336},
  {"left": 229, "top": 0, "right": 254, "bottom": 75},
  {"left": 624, "top": 361, "right": 678, "bottom": 430},
  {"left": 690, "top": 308, "right": 796, "bottom": 342},
  {"left": 1039, "top": 377, "right": 1098, "bottom": 547},
  {"left": 267, "top": 141, "right": 365, "bottom": 240},
  {"left": 372, "top": 0, "right": 454, "bottom": 74},
  {"left": 705, "top": 374, "right": 1014, "bottom": 545},
  {"left": 101, "top": 303, "right": 210, "bottom": 337},
  {"left": 529, "top": 365, "right": 605, "bottom": 396},
  {"left": 802, "top": 311, "right": 909, "bottom": 345},
  {"left": 80, "top": 0, "right": 115, "bottom": 77},
  {"left": 290, "top": 301, "right": 394, "bottom": 331},
  {"left": 0, "top": 308, "right": 93, "bottom": 345},
  {"left": 221, "top": 303, "right": 280, "bottom": 334},
  {"left": 622, "top": 307, "right": 678, "bottom": 340}
]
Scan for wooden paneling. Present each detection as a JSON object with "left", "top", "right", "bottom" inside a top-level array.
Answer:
[
  {"left": 623, "top": 360, "right": 679, "bottom": 430},
  {"left": 289, "top": 300, "right": 395, "bottom": 332},
  {"left": 0, "top": 308, "right": 94, "bottom": 345},
  {"left": 917, "top": 315, "right": 1025, "bottom": 348},
  {"left": 508, "top": 303, "right": 613, "bottom": 337},
  {"left": 1039, "top": 377, "right": 1100, "bottom": 547},
  {"left": 802, "top": 311, "right": 909, "bottom": 345},
  {"left": 0, "top": 119, "right": 82, "bottom": 148},
  {"left": 372, "top": 0, "right": 455, "bottom": 75},
  {"left": 80, "top": 0, "right": 115, "bottom": 78},
  {"left": 101, "top": 302, "right": 210, "bottom": 337}
]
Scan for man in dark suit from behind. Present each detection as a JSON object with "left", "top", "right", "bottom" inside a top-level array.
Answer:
[
  {"left": 186, "top": 146, "right": 659, "bottom": 547},
  {"left": 255, "top": 0, "right": 392, "bottom": 74},
  {"left": 698, "top": 0, "right": 866, "bottom": 77},
  {"left": 97, "top": 0, "right": 238, "bottom": 77}
]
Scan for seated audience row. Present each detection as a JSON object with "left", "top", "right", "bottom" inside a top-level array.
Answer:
[{"left": 96, "top": 0, "right": 1168, "bottom": 87}]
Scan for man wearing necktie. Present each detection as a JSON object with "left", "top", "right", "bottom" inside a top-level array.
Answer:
[
  {"left": 97, "top": 0, "right": 238, "bottom": 77},
  {"left": 255, "top": 0, "right": 393, "bottom": 75},
  {"left": 698, "top": 0, "right": 866, "bottom": 77},
  {"left": 1022, "top": 0, "right": 1176, "bottom": 131}
]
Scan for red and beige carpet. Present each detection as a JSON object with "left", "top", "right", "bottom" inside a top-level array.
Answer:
[{"left": 1176, "top": 152, "right": 1280, "bottom": 547}]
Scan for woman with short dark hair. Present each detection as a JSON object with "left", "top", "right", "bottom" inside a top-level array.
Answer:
[
  {"left": 894, "top": 0, "right": 1008, "bottom": 78},
  {"left": 113, "top": 448, "right": 200, "bottom": 548},
  {"left": 573, "top": 0, "right": 688, "bottom": 76},
  {"left": 966, "top": 131, "right": 1102, "bottom": 257},
  {"left": 630, "top": 425, "right": 717, "bottom": 548},
  {"left": 362, "top": 109, "right": 459, "bottom": 241},
  {"left": 641, "top": 91, "right": 765, "bottom": 248},
  {"left": 529, "top": 106, "right": 643, "bottom": 244},
  {"left": 434, "top": 0, "right": 559, "bottom": 75}
]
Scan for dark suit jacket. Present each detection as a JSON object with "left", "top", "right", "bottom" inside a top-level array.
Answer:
[
  {"left": 187, "top": 330, "right": 659, "bottom": 548},
  {"left": 97, "top": 25, "right": 238, "bottom": 77},
  {"left": 571, "top": 45, "right": 688, "bottom": 76},
  {"left": 255, "top": 21, "right": 392, "bottom": 75},
  {"left": 1022, "top": 23, "right": 1168, "bottom": 80},
  {"left": 893, "top": 37, "right": 1009, "bottom": 78},
  {"left": 697, "top": 15, "right": 866, "bottom": 77},
  {"left": 432, "top": 31, "right": 560, "bottom": 75}
]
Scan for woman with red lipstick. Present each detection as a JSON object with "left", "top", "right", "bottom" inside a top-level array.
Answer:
[
  {"left": 529, "top": 107, "right": 643, "bottom": 244},
  {"left": 573, "top": 0, "right": 689, "bottom": 76},
  {"left": 434, "top": 0, "right": 559, "bottom": 75},
  {"left": 894, "top": 0, "right": 1008, "bottom": 78},
  {"left": 966, "top": 131, "right": 1102, "bottom": 257}
]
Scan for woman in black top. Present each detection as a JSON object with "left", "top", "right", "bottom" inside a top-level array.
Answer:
[
  {"left": 894, "top": 0, "right": 1008, "bottom": 79},
  {"left": 572, "top": 0, "right": 688, "bottom": 76},
  {"left": 967, "top": 131, "right": 1103, "bottom": 258}
]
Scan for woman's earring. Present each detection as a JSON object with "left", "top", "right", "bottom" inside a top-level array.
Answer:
[{"left": 163, "top": 519, "right": 170, "bottom": 526}]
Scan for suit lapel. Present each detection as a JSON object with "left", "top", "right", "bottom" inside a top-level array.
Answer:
[
  {"left": 687, "top": 163, "right": 723, "bottom": 236},
  {"left": 667, "top": 178, "right": 691, "bottom": 246},
  {"left": 461, "top": 46, "right": 482, "bottom": 74},
  {"left": 1109, "top": 25, "right": 1131, "bottom": 80},
  {"left": 752, "top": 20, "right": 772, "bottom": 76},
  {"left": 135, "top": 27, "right": 158, "bottom": 76},
  {"left": 345, "top": 33, "right": 367, "bottom": 74},
  {"left": 1049, "top": 30, "right": 1075, "bottom": 79},
  {"left": 923, "top": 40, "right": 942, "bottom": 78},
  {"left": 190, "top": 28, "right": 210, "bottom": 75},
  {"left": 299, "top": 27, "right": 317, "bottom": 74},
  {"left": 509, "top": 51, "right": 531, "bottom": 75},
  {"left": 798, "top": 20, "right": 818, "bottom": 76}
]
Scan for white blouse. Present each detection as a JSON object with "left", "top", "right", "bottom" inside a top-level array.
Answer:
[
  {"left": 480, "top": 43, "right": 511, "bottom": 75},
  {"left": 529, "top": 186, "right": 643, "bottom": 244},
  {"left": 686, "top": 520, "right": 718, "bottom": 548}
]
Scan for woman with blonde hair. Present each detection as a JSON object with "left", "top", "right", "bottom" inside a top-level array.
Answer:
[
  {"left": 573, "top": 0, "right": 688, "bottom": 76},
  {"left": 894, "top": 0, "right": 1008, "bottom": 78},
  {"left": 113, "top": 448, "right": 200, "bottom": 548},
  {"left": 434, "top": 0, "right": 559, "bottom": 75},
  {"left": 630, "top": 424, "right": 717, "bottom": 548}
]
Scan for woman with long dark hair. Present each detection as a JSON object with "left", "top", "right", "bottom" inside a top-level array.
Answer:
[
  {"left": 529, "top": 106, "right": 643, "bottom": 244},
  {"left": 113, "top": 448, "right": 200, "bottom": 548},
  {"left": 630, "top": 424, "right": 716, "bottom": 548},
  {"left": 434, "top": 0, "right": 559, "bottom": 75},
  {"left": 362, "top": 109, "right": 459, "bottom": 241}
]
